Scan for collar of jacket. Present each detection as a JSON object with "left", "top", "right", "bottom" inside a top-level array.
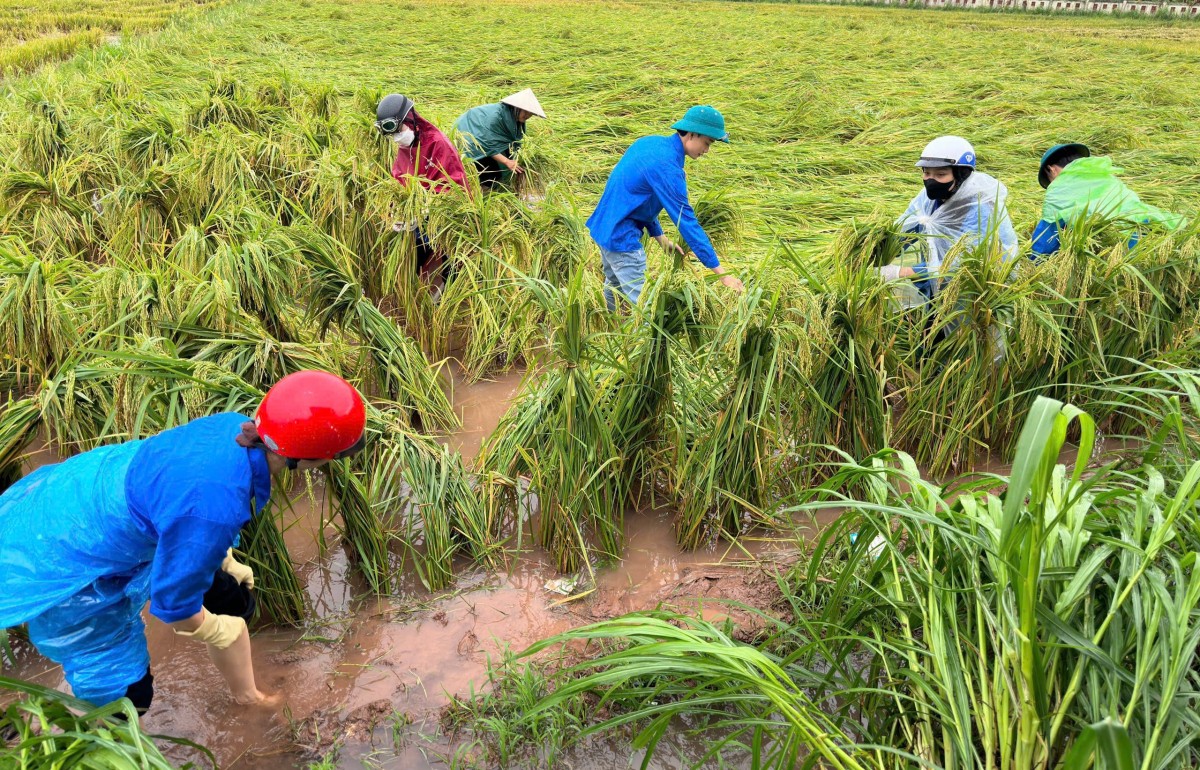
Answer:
[
  {"left": 668, "top": 132, "right": 686, "bottom": 165},
  {"left": 247, "top": 446, "right": 272, "bottom": 515}
]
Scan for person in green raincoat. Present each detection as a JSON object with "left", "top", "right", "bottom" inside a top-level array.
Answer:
[
  {"left": 1031, "top": 142, "right": 1185, "bottom": 259},
  {"left": 454, "top": 89, "right": 546, "bottom": 190}
]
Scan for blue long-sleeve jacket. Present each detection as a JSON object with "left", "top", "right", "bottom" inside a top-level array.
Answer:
[
  {"left": 1031, "top": 219, "right": 1061, "bottom": 257},
  {"left": 586, "top": 134, "right": 720, "bottom": 269},
  {"left": 1031, "top": 218, "right": 1144, "bottom": 259},
  {"left": 0, "top": 413, "right": 272, "bottom": 628},
  {"left": 126, "top": 413, "right": 272, "bottom": 622}
]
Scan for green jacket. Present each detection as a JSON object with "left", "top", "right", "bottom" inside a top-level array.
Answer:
[
  {"left": 454, "top": 103, "right": 525, "bottom": 161},
  {"left": 1041, "top": 156, "right": 1184, "bottom": 231}
]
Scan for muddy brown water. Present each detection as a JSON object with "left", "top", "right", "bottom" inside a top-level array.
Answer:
[
  {"left": 2, "top": 366, "right": 819, "bottom": 769},
  {"left": 5, "top": 363, "right": 1100, "bottom": 767}
]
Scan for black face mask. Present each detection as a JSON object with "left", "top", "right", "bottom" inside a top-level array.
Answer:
[{"left": 924, "top": 178, "right": 956, "bottom": 201}]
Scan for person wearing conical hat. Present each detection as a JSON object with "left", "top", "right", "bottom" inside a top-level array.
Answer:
[
  {"left": 454, "top": 89, "right": 545, "bottom": 190},
  {"left": 587, "top": 105, "right": 744, "bottom": 311}
]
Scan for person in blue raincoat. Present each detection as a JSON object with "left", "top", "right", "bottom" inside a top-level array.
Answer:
[
  {"left": 878, "top": 135, "right": 1019, "bottom": 300},
  {"left": 586, "top": 105, "right": 744, "bottom": 311},
  {"left": 0, "top": 371, "right": 366, "bottom": 714}
]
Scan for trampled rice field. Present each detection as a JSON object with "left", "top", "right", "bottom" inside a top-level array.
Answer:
[
  {"left": 0, "top": 0, "right": 225, "bottom": 78},
  {"left": 1, "top": 0, "right": 1200, "bottom": 768}
]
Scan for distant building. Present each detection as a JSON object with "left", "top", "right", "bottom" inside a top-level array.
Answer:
[{"left": 808, "top": 0, "right": 1200, "bottom": 15}]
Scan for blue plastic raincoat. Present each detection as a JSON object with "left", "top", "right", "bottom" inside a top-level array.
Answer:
[{"left": 0, "top": 413, "right": 271, "bottom": 705}]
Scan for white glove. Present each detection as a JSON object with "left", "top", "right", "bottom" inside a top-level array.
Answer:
[
  {"left": 878, "top": 264, "right": 903, "bottom": 281},
  {"left": 221, "top": 548, "right": 255, "bottom": 589}
]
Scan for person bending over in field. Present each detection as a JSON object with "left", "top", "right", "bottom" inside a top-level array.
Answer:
[
  {"left": 878, "top": 135, "right": 1018, "bottom": 302},
  {"left": 454, "top": 89, "right": 545, "bottom": 191},
  {"left": 376, "top": 93, "right": 468, "bottom": 286},
  {"left": 0, "top": 371, "right": 366, "bottom": 716},
  {"left": 586, "top": 105, "right": 744, "bottom": 311},
  {"left": 1031, "top": 142, "right": 1185, "bottom": 259}
]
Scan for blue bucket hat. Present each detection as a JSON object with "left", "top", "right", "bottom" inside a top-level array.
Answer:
[{"left": 672, "top": 105, "right": 729, "bottom": 143}]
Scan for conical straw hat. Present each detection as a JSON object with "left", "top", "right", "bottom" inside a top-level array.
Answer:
[{"left": 501, "top": 88, "right": 546, "bottom": 119}]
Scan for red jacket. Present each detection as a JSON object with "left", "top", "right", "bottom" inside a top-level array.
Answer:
[{"left": 391, "top": 110, "right": 468, "bottom": 193}]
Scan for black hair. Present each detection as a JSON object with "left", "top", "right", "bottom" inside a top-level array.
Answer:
[
  {"left": 951, "top": 166, "right": 974, "bottom": 185},
  {"left": 1050, "top": 151, "right": 1086, "bottom": 169}
]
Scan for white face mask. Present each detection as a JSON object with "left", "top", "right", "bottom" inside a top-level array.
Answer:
[{"left": 391, "top": 127, "right": 415, "bottom": 147}]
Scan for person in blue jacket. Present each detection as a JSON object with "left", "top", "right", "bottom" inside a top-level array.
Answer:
[
  {"left": 1030, "top": 142, "right": 1185, "bottom": 259},
  {"left": 0, "top": 371, "right": 366, "bottom": 714},
  {"left": 586, "top": 105, "right": 744, "bottom": 310}
]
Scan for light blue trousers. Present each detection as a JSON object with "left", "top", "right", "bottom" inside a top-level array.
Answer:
[{"left": 599, "top": 245, "right": 647, "bottom": 311}]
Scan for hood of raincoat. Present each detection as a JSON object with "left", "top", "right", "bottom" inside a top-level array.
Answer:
[
  {"left": 897, "top": 170, "right": 1018, "bottom": 274},
  {"left": 454, "top": 102, "right": 526, "bottom": 161},
  {"left": 1042, "top": 156, "right": 1184, "bottom": 231},
  {"left": 391, "top": 109, "right": 469, "bottom": 193}
]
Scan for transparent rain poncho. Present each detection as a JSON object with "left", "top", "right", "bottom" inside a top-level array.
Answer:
[{"left": 897, "top": 170, "right": 1019, "bottom": 286}]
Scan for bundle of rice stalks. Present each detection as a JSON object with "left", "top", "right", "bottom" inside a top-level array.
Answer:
[
  {"left": 198, "top": 212, "right": 304, "bottom": 342},
  {"left": 829, "top": 210, "right": 907, "bottom": 269},
  {"left": 1029, "top": 216, "right": 1200, "bottom": 431},
  {"left": 426, "top": 187, "right": 543, "bottom": 379},
  {"left": 119, "top": 110, "right": 179, "bottom": 168},
  {"left": 14, "top": 98, "right": 72, "bottom": 175},
  {"left": 82, "top": 262, "right": 162, "bottom": 343},
  {"left": 239, "top": 489, "right": 308, "bottom": 626},
  {"left": 0, "top": 238, "right": 81, "bottom": 377},
  {"left": 385, "top": 428, "right": 500, "bottom": 590},
  {"left": 520, "top": 189, "right": 590, "bottom": 286},
  {"left": 296, "top": 226, "right": 457, "bottom": 430},
  {"left": 512, "top": 136, "right": 571, "bottom": 197},
  {"left": 0, "top": 157, "right": 99, "bottom": 259},
  {"left": 478, "top": 269, "right": 626, "bottom": 572},
  {"left": 0, "top": 396, "right": 42, "bottom": 493},
  {"left": 187, "top": 73, "right": 271, "bottom": 133},
  {"left": 688, "top": 187, "right": 745, "bottom": 255},
  {"left": 675, "top": 289, "right": 794, "bottom": 548},
  {"left": 325, "top": 451, "right": 392, "bottom": 594},
  {"left": 895, "top": 236, "right": 1054, "bottom": 476},
  {"left": 609, "top": 249, "right": 724, "bottom": 470},
  {"left": 783, "top": 238, "right": 898, "bottom": 464}
]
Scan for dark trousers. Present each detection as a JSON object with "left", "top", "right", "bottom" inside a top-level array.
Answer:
[
  {"left": 121, "top": 569, "right": 255, "bottom": 715},
  {"left": 474, "top": 156, "right": 507, "bottom": 190}
]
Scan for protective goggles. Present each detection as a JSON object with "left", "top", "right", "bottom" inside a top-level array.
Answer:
[{"left": 375, "top": 117, "right": 403, "bottom": 135}]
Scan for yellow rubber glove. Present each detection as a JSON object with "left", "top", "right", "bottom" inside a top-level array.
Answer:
[
  {"left": 221, "top": 548, "right": 255, "bottom": 589},
  {"left": 173, "top": 612, "right": 246, "bottom": 650}
]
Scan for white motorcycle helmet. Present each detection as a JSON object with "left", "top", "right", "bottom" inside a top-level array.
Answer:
[{"left": 915, "top": 136, "right": 976, "bottom": 170}]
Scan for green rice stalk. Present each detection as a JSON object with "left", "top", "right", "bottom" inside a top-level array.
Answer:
[
  {"left": 238, "top": 483, "right": 308, "bottom": 626},
  {"left": 0, "top": 676, "right": 215, "bottom": 769}
]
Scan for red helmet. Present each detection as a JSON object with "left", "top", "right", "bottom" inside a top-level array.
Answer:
[{"left": 254, "top": 371, "right": 366, "bottom": 460}]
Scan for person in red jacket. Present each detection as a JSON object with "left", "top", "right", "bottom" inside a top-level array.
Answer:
[{"left": 375, "top": 93, "right": 468, "bottom": 285}]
